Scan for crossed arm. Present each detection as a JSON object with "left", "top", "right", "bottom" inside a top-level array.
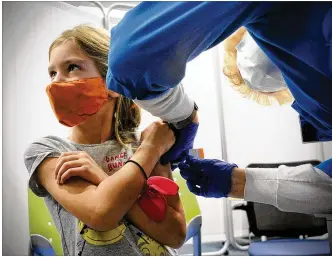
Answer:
[{"left": 36, "top": 146, "right": 186, "bottom": 248}]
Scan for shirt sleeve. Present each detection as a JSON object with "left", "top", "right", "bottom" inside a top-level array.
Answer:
[
  {"left": 24, "top": 137, "right": 62, "bottom": 197},
  {"left": 106, "top": 2, "right": 275, "bottom": 121},
  {"left": 134, "top": 83, "right": 195, "bottom": 123},
  {"left": 244, "top": 163, "right": 332, "bottom": 214}
]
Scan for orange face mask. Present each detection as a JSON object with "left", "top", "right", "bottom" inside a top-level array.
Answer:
[{"left": 46, "top": 77, "right": 108, "bottom": 127}]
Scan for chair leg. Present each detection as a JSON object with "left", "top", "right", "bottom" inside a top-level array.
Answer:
[
  {"left": 28, "top": 239, "right": 33, "bottom": 256},
  {"left": 327, "top": 219, "right": 332, "bottom": 255},
  {"left": 193, "top": 230, "right": 202, "bottom": 256}
]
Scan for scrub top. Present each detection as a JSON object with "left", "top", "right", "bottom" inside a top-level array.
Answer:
[{"left": 106, "top": 2, "right": 332, "bottom": 141}]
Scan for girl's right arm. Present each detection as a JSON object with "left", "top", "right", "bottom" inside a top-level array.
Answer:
[{"left": 35, "top": 121, "right": 174, "bottom": 232}]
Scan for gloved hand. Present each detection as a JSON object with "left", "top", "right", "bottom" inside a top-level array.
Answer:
[
  {"left": 160, "top": 122, "right": 199, "bottom": 165},
  {"left": 178, "top": 155, "right": 238, "bottom": 198},
  {"left": 137, "top": 176, "right": 179, "bottom": 222}
]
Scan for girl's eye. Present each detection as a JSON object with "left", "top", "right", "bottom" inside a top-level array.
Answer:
[
  {"left": 68, "top": 64, "right": 80, "bottom": 72},
  {"left": 49, "top": 71, "right": 56, "bottom": 78}
]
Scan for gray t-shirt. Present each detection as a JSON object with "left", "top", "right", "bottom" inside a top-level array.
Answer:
[{"left": 24, "top": 135, "right": 175, "bottom": 256}]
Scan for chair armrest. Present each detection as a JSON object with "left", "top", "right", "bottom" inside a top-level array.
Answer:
[
  {"left": 314, "top": 214, "right": 332, "bottom": 220},
  {"left": 232, "top": 202, "right": 247, "bottom": 211},
  {"left": 185, "top": 215, "right": 202, "bottom": 243}
]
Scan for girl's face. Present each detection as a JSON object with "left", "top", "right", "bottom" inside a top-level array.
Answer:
[
  {"left": 48, "top": 40, "right": 101, "bottom": 82},
  {"left": 47, "top": 40, "right": 120, "bottom": 129}
]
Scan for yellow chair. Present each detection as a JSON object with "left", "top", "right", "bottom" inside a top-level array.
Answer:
[
  {"left": 173, "top": 169, "right": 202, "bottom": 256},
  {"left": 28, "top": 189, "right": 63, "bottom": 255}
]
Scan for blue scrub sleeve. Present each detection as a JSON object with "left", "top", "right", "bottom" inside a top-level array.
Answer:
[
  {"left": 106, "top": 1, "right": 275, "bottom": 100},
  {"left": 316, "top": 159, "right": 332, "bottom": 177},
  {"left": 300, "top": 116, "right": 332, "bottom": 142},
  {"left": 106, "top": 2, "right": 332, "bottom": 140}
]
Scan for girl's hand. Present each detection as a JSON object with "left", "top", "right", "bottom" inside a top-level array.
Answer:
[
  {"left": 140, "top": 121, "right": 175, "bottom": 158},
  {"left": 54, "top": 151, "right": 108, "bottom": 185}
]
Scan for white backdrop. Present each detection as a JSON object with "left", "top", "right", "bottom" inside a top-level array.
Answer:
[{"left": 2, "top": 2, "right": 103, "bottom": 255}]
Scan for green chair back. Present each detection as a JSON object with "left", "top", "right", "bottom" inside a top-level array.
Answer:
[
  {"left": 28, "top": 189, "right": 63, "bottom": 255},
  {"left": 173, "top": 169, "right": 201, "bottom": 223}
]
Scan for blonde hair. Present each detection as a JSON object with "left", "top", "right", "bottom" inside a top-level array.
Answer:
[
  {"left": 49, "top": 24, "right": 141, "bottom": 147},
  {"left": 223, "top": 27, "right": 294, "bottom": 106}
]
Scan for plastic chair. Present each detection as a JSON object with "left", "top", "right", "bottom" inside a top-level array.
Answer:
[
  {"left": 233, "top": 160, "right": 330, "bottom": 256},
  {"left": 29, "top": 234, "right": 56, "bottom": 256},
  {"left": 28, "top": 189, "right": 63, "bottom": 256},
  {"left": 173, "top": 169, "right": 202, "bottom": 256},
  {"left": 234, "top": 201, "right": 330, "bottom": 256}
]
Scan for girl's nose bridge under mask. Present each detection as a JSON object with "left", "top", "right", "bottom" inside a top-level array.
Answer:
[{"left": 46, "top": 77, "right": 108, "bottom": 127}]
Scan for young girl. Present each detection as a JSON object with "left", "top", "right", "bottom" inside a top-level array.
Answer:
[{"left": 24, "top": 25, "right": 186, "bottom": 256}]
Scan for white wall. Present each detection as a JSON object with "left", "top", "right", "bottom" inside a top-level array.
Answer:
[
  {"left": 323, "top": 142, "right": 332, "bottom": 160},
  {"left": 2, "top": 2, "right": 103, "bottom": 255}
]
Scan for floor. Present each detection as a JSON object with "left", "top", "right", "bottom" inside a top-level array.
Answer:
[{"left": 177, "top": 241, "right": 249, "bottom": 256}]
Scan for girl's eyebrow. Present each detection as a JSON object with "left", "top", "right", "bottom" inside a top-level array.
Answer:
[{"left": 48, "top": 58, "right": 86, "bottom": 72}]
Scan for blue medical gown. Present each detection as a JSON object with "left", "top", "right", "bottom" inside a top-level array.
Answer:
[
  {"left": 317, "top": 159, "right": 332, "bottom": 177},
  {"left": 106, "top": 2, "right": 332, "bottom": 141}
]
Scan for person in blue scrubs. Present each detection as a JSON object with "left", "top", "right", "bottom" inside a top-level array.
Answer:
[
  {"left": 106, "top": 2, "right": 332, "bottom": 213},
  {"left": 107, "top": 1, "right": 332, "bottom": 142}
]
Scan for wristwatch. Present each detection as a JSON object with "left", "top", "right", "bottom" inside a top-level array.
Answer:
[{"left": 171, "top": 102, "right": 198, "bottom": 130}]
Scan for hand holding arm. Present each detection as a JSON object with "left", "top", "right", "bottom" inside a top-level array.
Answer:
[
  {"left": 140, "top": 117, "right": 200, "bottom": 165},
  {"left": 57, "top": 124, "right": 185, "bottom": 247},
  {"left": 160, "top": 117, "right": 199, "bottom": 165},
  {"left": 37, "top": 121, "right": 175, "bottom": 232},
  {"left": 59, "top": 157, "right": 186, "bottom": 248}
]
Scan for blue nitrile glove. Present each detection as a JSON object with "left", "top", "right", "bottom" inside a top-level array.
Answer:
[
  {"left": 316, "top": 158, "right": 332, "bottom": 177},
  {"left": 178, "top": 155, "right": 238, "bottom": 198},
  {"left": 160, "top": 122, "right": 199, "bottom": 165},
  {"left": 170, "top": 162, "right": 181, "bottom": 171}
]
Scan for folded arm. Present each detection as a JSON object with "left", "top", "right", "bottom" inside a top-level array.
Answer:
[
  {"left": 50, "top": 157, "right": 186, "bottom": 248},
  {"left": 36, "top": 137, "right": 186, "bottom": 247},
  {"left": 36, "top": 147, "right": 160, "bottom": 231},
  {"left": 33, "top": 121, "right": 175, "bottom": 232}
]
